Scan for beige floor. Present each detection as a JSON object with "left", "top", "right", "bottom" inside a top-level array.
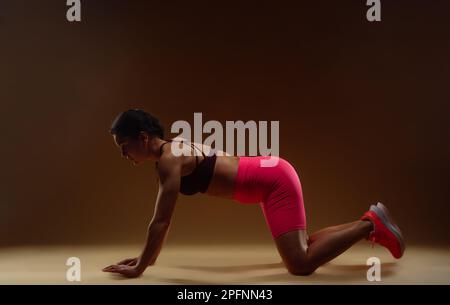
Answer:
[{"left": 0, "top": 243, "right": 449, "bottom": 284}]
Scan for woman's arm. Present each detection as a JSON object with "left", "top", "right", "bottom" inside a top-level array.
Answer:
[
  {"left": 134, "top": 154, "right": 181, "bottom": 273},
  {"left": 103, "top": 154, "right": 181, "bottom": 278}
]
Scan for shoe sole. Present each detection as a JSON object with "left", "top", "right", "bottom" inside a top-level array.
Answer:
[
  {"left": 370, "top": 205, "right": 405, "bottom": 257},
  {"left": 376, "top": 202, "right": 402, "bottom": 234},
  {"left": 370, "top": 203, "right": 403, "bottom": 236}
]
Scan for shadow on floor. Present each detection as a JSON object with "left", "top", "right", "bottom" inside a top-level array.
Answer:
[
  {"left": 168, "top": 262, "right": 398, "bottom": 284},
  {"left": 245, "top": 262, "right": 398, "bottom": 283},
  {"left": 175, "top": 262, "right": 285, "bottom": 273},
  {"left": 159, "top": 278, "right": 221, "bottom": 285}
]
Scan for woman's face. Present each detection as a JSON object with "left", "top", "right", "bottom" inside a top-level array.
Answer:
[{"left": 113, "top": 133, "right": 149, "bottom": 165}]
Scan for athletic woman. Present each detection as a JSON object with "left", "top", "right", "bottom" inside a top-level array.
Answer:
[{"left": 102, "top": 109, "right": 404, "bottom": 278}]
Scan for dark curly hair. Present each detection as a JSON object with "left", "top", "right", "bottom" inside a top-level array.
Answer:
[{"left": 109, "top": 109, "right": 164, "bottom": 139}]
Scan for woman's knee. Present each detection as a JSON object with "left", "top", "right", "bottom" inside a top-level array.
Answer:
[{"left": 275, "top": 229, "right": 314, "bottom": 275}]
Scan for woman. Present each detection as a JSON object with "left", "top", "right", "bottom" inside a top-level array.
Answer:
[{"left": 102, "top": 109, "right": 405, "bottom": 278}]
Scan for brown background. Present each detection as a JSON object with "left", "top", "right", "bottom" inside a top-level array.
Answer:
[{"left": 1, "top": 1, "right": 449, "bottom": 247}]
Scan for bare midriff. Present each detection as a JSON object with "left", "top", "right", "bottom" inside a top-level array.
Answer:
[{"left": 205, "top": 155, "right": 240, "bottom": 199}]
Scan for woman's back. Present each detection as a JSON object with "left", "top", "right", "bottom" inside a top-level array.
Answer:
[{"left": 159, "top": 137, "right": 240, "bottom": 198}]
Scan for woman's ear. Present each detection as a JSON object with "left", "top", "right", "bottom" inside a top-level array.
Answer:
[{"left": 139, "top": 131, "right": 149, "bottom": 143}]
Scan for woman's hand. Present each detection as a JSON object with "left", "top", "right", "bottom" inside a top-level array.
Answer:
[
  {"left": 115, "top": 257, "right": 139, "bottom": 266},
  {"left": 102, "top": 264, "right": 143, "bottom": 278}
]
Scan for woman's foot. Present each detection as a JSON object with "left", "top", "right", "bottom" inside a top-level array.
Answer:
[
  {"left": 362, "top": 204, "right": 405, "bottom": 259},
  {"left": 373, "top": 202, "right": 403, "bottom": 235}
]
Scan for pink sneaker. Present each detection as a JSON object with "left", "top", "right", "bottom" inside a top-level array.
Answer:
[{"left": 362, "top": 205, "right": 405, "bottom": 259}]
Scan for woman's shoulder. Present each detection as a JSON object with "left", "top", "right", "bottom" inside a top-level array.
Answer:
[
  {"left": 157, "top": 154, "right": 182, "bottom": 180},
  {"left": 158, "top": 147, "right": 181, "bottom": 165}
]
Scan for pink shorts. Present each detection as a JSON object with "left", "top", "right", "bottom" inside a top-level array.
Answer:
[{"left": 232, "top": 156, "right": 307, "bottom": 238}]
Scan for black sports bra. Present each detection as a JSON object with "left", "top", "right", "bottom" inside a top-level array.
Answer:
[{"left": 157, "top": 140, "right": 217, "bottom": 195}]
